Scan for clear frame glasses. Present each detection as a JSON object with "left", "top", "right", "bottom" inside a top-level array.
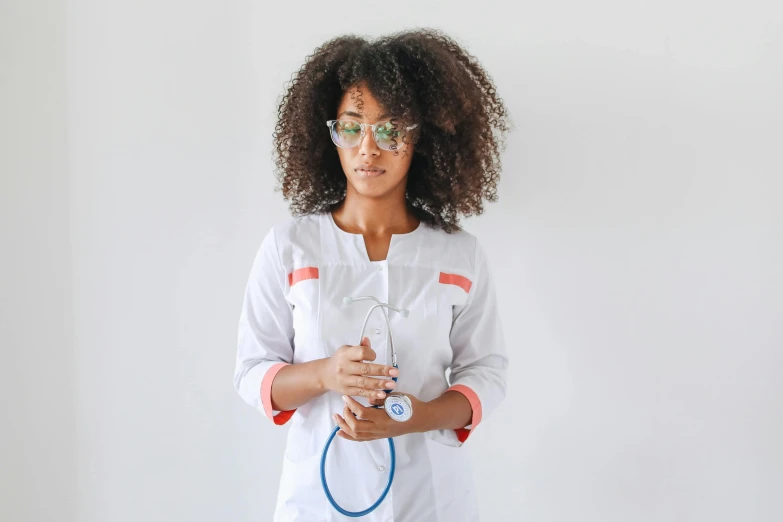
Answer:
[{"left": 326, "top": 119, "right": 419, "bottom": 151}]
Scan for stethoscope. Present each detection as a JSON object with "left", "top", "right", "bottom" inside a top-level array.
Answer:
[{"left": 320, "top": 295, "right": 411, "bottom": 518}]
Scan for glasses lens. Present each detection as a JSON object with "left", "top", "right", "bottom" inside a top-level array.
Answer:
[
  {"left": 374, "top": 121, "right": 409, "bottom": 151},
  {"left": 331, "top": 120, "right": 362, "bottom": 148}
]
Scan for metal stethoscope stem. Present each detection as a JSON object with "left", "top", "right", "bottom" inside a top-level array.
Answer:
[{"left": 345, "top": 296, "right": 409, "bottom": 366}]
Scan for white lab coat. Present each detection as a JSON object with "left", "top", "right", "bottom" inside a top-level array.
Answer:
[{"left": 234, "top": 212, "right": 508, "bottom": 521}]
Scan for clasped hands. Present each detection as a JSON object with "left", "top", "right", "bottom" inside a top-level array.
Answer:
[{"left": 318, "top": 336, "right": 429, "bottom": 442}]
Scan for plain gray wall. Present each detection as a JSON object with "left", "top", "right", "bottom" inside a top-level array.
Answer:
[
  {"left": 1, "top": 1, "right": 76, "bottom": 521},
  {"left": 2, "top": 0, "right": 782, "bottom": 521}
]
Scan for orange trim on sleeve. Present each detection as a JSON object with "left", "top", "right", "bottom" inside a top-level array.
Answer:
[
  {"left": 447, "top": 384, "right": 483, "bottom": 443},
  {"left": 288, "top": 267, "right": 319, "bottom": 287},
  {"left": 454, "top": 427, "right": 471, "bottom": 443},
  {"left": 439, "top": 272, "right": 472, "bottom": 293},
  {"left": 261, "top": 362, "right": 296, "bottom": 425}
]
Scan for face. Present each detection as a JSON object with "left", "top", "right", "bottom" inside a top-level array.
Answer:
[{"left": 332, "top": 83, "right": 415, "bottom": 201}]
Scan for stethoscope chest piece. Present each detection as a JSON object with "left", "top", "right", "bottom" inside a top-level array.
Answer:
[{"left": 384, "top": 393, "right": 413, "bottom": 422}]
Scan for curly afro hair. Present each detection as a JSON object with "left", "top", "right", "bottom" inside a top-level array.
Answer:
[{"left": 272, "top": 28, "right": 511, "bottom": 233}]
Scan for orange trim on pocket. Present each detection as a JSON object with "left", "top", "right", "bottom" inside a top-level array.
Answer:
[
  {"left": 439, "top": 272, "right": 472, "bottom": 293},
  {"left": 288, "top": 267, "right": 319, "bottom": 287}
]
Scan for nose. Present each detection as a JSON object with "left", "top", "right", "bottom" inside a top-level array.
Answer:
[{"left": 359, "top": 127, "right": 380, "bottom": 157}]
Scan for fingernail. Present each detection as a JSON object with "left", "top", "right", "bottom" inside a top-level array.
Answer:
[
  {"left": 342, "top": 395, "right": 348, "bottom": 402},
  {"left": 386, "top": 381, "right": 395, "bottom": 388},
  {"left": 389, "top": 369, "right": 399, "bottom": 376},
  {"left": 376, "top": 392, "right": 385, "bottom": 399}
]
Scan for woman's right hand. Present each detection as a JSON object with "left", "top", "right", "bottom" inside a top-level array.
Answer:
[{"left": 318, "top": 337, "right": 398, "bottom": 400}]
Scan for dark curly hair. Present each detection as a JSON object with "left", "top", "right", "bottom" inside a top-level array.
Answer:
[{"left": 272, "top": 28, "right": 511, "bottom": 233}]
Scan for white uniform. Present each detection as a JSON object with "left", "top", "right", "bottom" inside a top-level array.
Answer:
[{"left": 234, "top": 212, "right": 508, "bottom": 521}]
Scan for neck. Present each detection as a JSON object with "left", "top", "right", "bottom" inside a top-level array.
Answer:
[{"left": 332, "top": 190, "right": 418, "bottom": 237}]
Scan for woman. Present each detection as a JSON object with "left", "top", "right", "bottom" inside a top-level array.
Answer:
[{"left": 234, "top": 28, "right": 511, "bottom": 521}]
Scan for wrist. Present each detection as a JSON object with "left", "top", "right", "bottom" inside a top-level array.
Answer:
[
  {"left": 311, "top": 358, "right": 328, "bottom": 393},
  {"left": 413, "top": 399, "right": 434, "bottom": 433}
]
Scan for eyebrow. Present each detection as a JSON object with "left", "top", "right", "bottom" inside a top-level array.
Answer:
[{"left": 338, "top": 110, "right": 393, "bottom": 120}]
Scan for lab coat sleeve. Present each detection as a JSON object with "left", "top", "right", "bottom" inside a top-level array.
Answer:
[
  {"left": 234, "top": 227, "right": 296, "bottom": 425},
  {"left": 446, "top": 239, "right": 508, "bottom": 444}
]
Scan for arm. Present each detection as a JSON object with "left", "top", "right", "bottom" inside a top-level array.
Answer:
[
  {"left": 418, "top": 390, "right": 473, "bottom": 431},
  {"left": 233, "top": 227, "right": 299, "bottom": 424},
  {"left": 439, "top": 238, "right": 508, "bottom": 443},
  {"left": 234, "top": 230, "right": 397, "bottom": 423},
  {"left": 267, "top": 359, "right": 328, "bottom": 412},
  {"left": 271, "top": 336, "right": 399, "bottom": 412},
  {"left": 336, "top": 391, "right": 472, "bottom": 442}
]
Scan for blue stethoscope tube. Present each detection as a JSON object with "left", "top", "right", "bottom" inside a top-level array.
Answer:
[
  {"left": 320, "top": 297, "right": 409, "bottom": 518},
  {"left": 320, "top": 392, "right": 397, "bottom": 517}
]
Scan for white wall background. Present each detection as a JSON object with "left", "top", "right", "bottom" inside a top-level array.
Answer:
[{"left": 2, "top": 0, "right": 782, "bottom": 521}]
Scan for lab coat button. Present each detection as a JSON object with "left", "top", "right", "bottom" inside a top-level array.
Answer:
[
  {"left": 374, "top": 328, "right": 381, "bottom": 335},
  {"left": 378, "top": 465, "right": 385, "bottom": 472},
  {"left": 376, "top": 265, "right": 383, "bottom": 271}
]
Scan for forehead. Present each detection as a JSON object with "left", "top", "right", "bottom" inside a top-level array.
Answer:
[{"left": 337, "top": 85, "right": 388, "bottom": 119}]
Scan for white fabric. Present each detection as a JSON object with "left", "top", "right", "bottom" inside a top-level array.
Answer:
[{"left": 234, "top": 212, "right": 508, "bottom": 522}]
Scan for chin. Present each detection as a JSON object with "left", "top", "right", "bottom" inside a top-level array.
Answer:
[
  {"left": 353, "top": 186, "right": 393, "bottom": 199},
  {"left": 348, "top": 179, "right": 395, "bottom": 198}
]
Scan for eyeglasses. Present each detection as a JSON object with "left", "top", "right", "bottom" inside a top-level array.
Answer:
[{"left": 326, "top": 119, "right": 419, "bottom": 151}]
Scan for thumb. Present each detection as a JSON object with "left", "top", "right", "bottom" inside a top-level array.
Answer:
[{"left": 360, "top": 336, "right": 371, "bottom": 347}]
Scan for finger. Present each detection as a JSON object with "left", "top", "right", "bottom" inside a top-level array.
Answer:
[
  {"left": 336, "top": 430, "right": 358, "bottom": 442},
  {"left": 342, "top": 405, "right": 371, "bottom": 435},
  {"left": 360, "top": 336, "right": 371, "bottom": 347},
  {"left": 349, "top": 374, "right": 396, "bottom": 391},
  {"left": 333, "top": 413, "right": 357, "bottom": 439},
  {"left": 340, "top": 430, "right": 379, "bottom": 442},
  {"left": 349, "top": 361, "right": 399, "bottom": 379},
  {"left": 347, "top": 387, "right": 386, "bottom": 400},
  {"left": 343, "top": 395, "right": 369, "bottom": 419},
  {"left": 350, "top": 344, "right": 377, "bottom": 362},
  {"left": 368, "top": 397, "right": 385, "bottom": 407}
]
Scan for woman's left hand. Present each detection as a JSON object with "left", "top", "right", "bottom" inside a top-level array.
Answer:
[{"left": 334, "top": 394, "right": 429, "bottom": 441}]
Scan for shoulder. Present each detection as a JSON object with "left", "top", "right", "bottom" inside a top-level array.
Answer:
[
  {"left": 419, "top": 223, "right": 483, "bottom": 272},
  {"left": 267, "top": 213, "right": 322, "bottom": 248},
  {"left": 262, "top": 213, "right": 325, "bottom": 274}
]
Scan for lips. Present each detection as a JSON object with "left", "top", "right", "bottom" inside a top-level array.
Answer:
[{"left": 356, "top": 165, "right": 386, "bottom": 177}]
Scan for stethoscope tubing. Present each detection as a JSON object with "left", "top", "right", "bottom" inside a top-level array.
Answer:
[{"left": 320, "top": 297, "right": 408, "bottom": 517}]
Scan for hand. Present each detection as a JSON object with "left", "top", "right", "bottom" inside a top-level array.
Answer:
[
  {"left": 318, "top": 337, "right": 399, "bottom": 400},
  {"left": 334, "top": 394, "right": 430, "bottom": 442}
]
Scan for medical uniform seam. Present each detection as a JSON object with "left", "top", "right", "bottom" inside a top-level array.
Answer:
[
  {"left": 314, "top": 261, "right": 475, "bottom": 272},
  {"left": 271, "top": 226, "right": 296, "bottom": 316}
]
